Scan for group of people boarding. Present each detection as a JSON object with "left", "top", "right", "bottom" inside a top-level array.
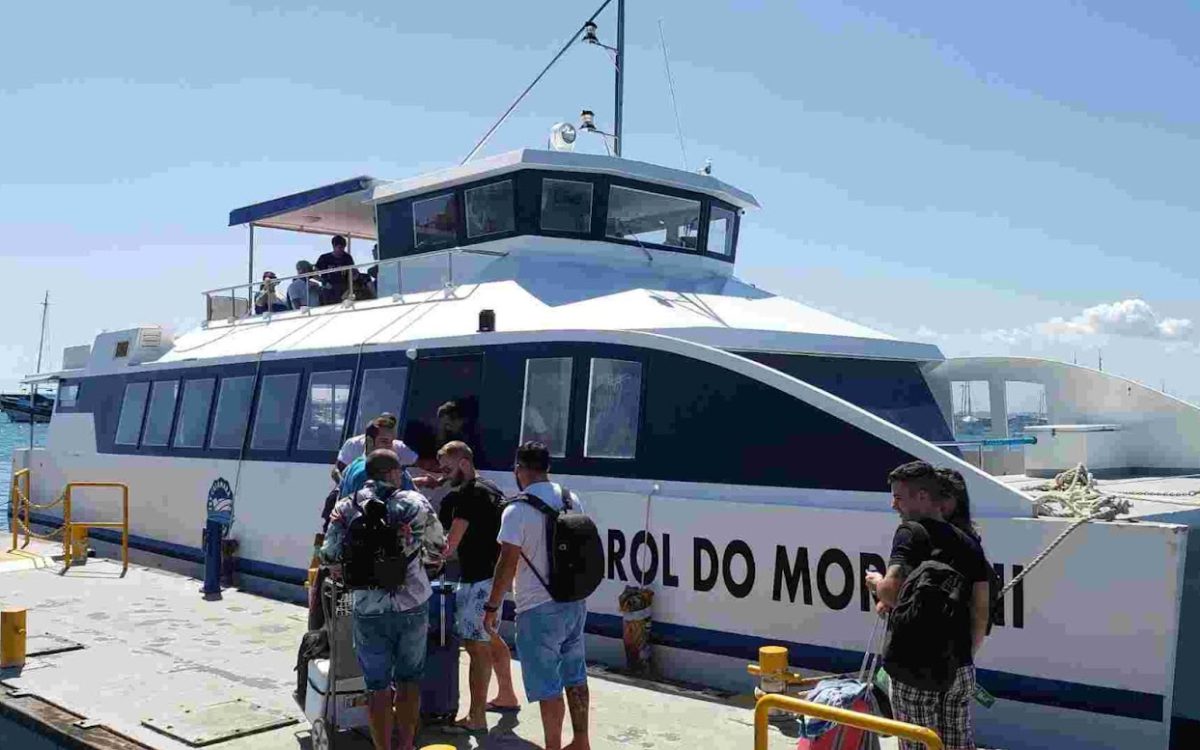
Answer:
[
  {"left": 312, "top": 402, "right": 992, "bottom": 750},
  {"left": 317, "top": 409, "right": 593, "bottom": 750}
]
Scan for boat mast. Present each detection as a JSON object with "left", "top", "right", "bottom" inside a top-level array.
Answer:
[{"left": 29, "top": 291, "right": 49, "bottom": 451}]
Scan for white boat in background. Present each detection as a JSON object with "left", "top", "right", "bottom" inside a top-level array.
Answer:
[{"left": 12, "top": 6, "right": 1200, "bottom": 750}]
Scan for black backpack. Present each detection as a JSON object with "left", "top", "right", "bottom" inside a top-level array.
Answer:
[
  {"left": 344, "top": 491, "right": 418, "bottom": 591},
  {"left": 514, "top": 486, "right": 604, "bottom": 603},
  {"left": 883, "top": 522, "right": 972, "bottom": 691}
]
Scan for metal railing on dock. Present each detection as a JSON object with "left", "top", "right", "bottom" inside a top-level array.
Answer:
[
  {"left": 8, "top": 470, "right": 130, "bottom": 574},
  {"left": 753, "top": 693, "right": 943, "bottom": 750}
]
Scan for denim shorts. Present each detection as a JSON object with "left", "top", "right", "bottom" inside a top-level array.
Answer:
[
  {"left": 515, "top": 599, "right": 587, "bottom": 702},
  {"left": 455, "top": 579, "right": 493, "bottom": 643},
  {"left": 352, "top": 600, "right": 429, "bottom": 691}
]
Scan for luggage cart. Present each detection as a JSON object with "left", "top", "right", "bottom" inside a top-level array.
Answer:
[{"left": 306, "top": 575, "right": 370, "bottom": 750}]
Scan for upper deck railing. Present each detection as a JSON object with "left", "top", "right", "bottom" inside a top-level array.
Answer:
[{"left": 200, "top": 246, "right": 506, "bottom": 323}]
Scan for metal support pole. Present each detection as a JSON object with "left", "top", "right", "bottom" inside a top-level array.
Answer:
[
  {"left": 614, "top": 0, "right": 625, "bottom": 156},
  {"left": 248, "top": 224, "right": 256, "bottom": 311}
]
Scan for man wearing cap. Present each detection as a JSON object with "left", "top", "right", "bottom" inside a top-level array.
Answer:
[{"left": 286, "top": 260, "right": 322, "bottom": 309}]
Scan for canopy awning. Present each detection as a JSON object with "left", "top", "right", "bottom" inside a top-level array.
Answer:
[{"left": 228, "top": 176, "right": 380, "bottom": 240}]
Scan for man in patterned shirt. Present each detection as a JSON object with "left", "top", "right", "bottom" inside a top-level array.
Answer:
[{"left": 321, "top": 449, "right": 445, "bottom": 750}]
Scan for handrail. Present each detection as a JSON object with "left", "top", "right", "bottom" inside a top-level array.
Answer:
[
  {"left": 63, "top": 481, "right": 130, "bottom": 575},
  {"left": 754, "top": 693, "right": 943, "bottom": 750},
  {"left": 9, "top": 468, "right": 30, "bottom": 551},
  {"left": 200, "top": 245, "right": 507, "bottom": 322},
  {"left": 934, "top": 436, "right": 1037, "bottom": 448}
]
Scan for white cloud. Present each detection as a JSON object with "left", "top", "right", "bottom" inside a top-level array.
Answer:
[{"left": 1033, "top": 299, "right": 1193, "bottom": 342}]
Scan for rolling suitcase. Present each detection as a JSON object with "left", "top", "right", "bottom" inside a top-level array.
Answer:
[{"left": 420, "top": 580, "right": 460, "bottom": 724}]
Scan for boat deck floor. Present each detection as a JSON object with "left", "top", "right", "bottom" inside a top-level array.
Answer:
[{"left": 0, "top": 541, "right": 830, "bottom": 750}]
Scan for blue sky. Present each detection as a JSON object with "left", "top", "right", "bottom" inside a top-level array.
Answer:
[{"left": 2, "top": 1, "right": 1198, "bottom": 400}]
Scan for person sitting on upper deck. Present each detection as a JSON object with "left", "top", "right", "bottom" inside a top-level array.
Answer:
[
  {"left": 315, "top": 234, "right": 355, "bottom": 305},
  {"left": 254, "top": 271, "right": 289, "bottom": 314},
  {"left": 286, "top": 260, "right": 322, "bottom": 310},
  {"left": 351, "top": 268, "right": 377, "bottom": 301}
]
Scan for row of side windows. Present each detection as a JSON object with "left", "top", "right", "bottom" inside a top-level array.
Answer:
[
  {"left": 114, "top": 367, "right": 409, "bottom": 453},
  {"left": 110, "top": 357, "right": 644, "bottom": 459}
]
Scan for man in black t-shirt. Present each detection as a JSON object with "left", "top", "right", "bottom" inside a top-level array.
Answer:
[
  {"left": 438, "top": 441, "right": 520, "bottom": 730},
  {"left": 314, "top": 234, "right": 355, "bottom": 305},
  {"left": 864, "top": 461, "right": 990, "bottom": 750}
]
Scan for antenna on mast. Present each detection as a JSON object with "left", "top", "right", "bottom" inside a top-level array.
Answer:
[{"left": 658, "top": 18, "right": 688, "bottom": 170}]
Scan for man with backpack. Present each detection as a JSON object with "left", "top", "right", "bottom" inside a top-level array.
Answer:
[
  {"left": 864, "top": 461, "right": 991, "bottom": 750},
  {"left": 321, "top": 450, "right": 446, "bottom": 750},
  {"left": 483, "top": 441, "right": 603, "bottom": 750},
  {"left": 436, "top": 441, "right": 521, "bottom": 731}
]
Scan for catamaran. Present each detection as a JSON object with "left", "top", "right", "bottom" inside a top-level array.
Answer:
[{"left": 13, "top": 4, "right": 1200, "bottom": 749}]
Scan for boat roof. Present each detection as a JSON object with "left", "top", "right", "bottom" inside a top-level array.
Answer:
[
  {"left": 228, "top": 175, "right": 380, "bottom": 240},
  {"left": 370, "top": 149, "right": 761, "bottom": 210}
]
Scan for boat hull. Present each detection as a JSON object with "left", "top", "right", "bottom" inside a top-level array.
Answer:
[{"left": 18, "top": 433, "right": 1189, "bottom": 750}]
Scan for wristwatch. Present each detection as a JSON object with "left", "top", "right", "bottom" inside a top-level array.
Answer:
[{"left": 483, "top": 603, "right": 499, "bottom": 613}]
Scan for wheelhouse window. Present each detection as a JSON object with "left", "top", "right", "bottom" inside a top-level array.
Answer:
[
  {"left": 413, "top": 193, "right": 458, "bottom": 251},
  {"left": 606, "top": 186, "right": 701, "bottom": 250},
  {"left": 466, "top": 181, "right": 515, "bottom": 238},
  {"left": 141, "top": 380, "right": 179, "bottom": 447},
  {"left": 210, "top": 376, "right": 255, "bottom": 449},
  {"left": 707, "top": 205, "right": 735, "bottom": 256},
  {"left": 251, "top": 373, "right": 300, "bottom": 451},
  {"left": 57, "top": 384, "right": 79, "bottom": 409},
  {"left": 541, "top": 179, "right": 593, "bottom": 233},
  {"left": 114, "top": 382, "right": 150, "bottom": 445},
  {"left": 584, "top": 358, "right": 642, "bottom": 459},
  {"left": 519, "top": 358, "right": 573, "bottom": 457},
  {"left": 298, "top": 370, "right": 353, "bottom": 451},
  {"left": 355, "top": 367, "right": 409, "bottom": 435},
  {"left": 174, "top": 378, "right": 215, "bottom": 448}
]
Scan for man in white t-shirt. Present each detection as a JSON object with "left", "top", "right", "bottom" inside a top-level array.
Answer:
[
  {"left": 483, "top": 442, "right": 590, "bottom": 750},
  {"left": 334, "top": 412, "right": 417, "bottom": 483}
]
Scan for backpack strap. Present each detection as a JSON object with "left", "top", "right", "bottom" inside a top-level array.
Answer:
[{"left": 512, "top": 490, "right": 562, "bottom": 597}]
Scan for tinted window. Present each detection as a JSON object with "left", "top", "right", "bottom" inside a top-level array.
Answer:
[
  {"left": 298, "top": 370, "right": 353, "bottom": 451},
  {"left": 251, "top": 373, "right": 300, "bottom": 450},
  {"left": 413, "top": 193, "right": 458, "bottom": 251},
  {"left": 114, "top": 382, "right": 150, "bottom": 445},
  {"left": 541, "top": 179, "right": 593, "bottom": 233},
  {"left": 520, "top": 358, "right": 573, "bottom": 457},
  {"left": 465, "top": 181, "right": 515, "bottom": 238},
  {"left": 174, "top": 378, "right": 215, "bottom": 448},
  {"left": 606, "top": 186, "right": 701, "bottom": 250},
  {"left": 355, "top": 367, "right": 409, "bottom": 435},
  {"left": 141, "top": 380, "right": 179, "bottom": 447},
  {"left": 584, "top": 359, "right": 642, "bottom": 459},
  {"left": 210, "top": 376, "right": 255, "bottom": 449},
  {"left": 707, "top": 205, "right": 735, "bottom": 256},
  {"left": 57, "top": 384, "right": 79, "bottom": 409}
]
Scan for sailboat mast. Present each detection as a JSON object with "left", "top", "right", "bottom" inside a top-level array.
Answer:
[
  {"left": 35, "top": 291, "right": 48, "bottom": 374},
  {"left": 28, "top": 291, "right": 49, "bottom": 451}
]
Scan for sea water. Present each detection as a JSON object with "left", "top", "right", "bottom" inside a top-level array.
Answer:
[{"left": 0, "top": 417, "right": 47, "bottom": 532}]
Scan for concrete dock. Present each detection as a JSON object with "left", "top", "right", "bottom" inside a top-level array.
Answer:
[{"left": 0, "top": 542, "right": 810, "bottom": 749}]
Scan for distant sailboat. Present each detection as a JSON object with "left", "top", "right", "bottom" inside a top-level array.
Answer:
[{"left": 0, "top": 292, "right": 52, "bottom": 424}]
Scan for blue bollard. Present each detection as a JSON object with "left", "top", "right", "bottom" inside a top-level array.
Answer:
[{"left": 202, "top": 519, "right": 224, "bottom": 600}]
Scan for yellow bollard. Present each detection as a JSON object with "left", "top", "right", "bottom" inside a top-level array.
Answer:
[
  {"left": 71, "top": 525, "right": 89, "bottom": 566},
  {"left": 1, "top": 607, "right": 27, "bottom": 668},
  {"left": 419, "top": 745, "right": 458, "bottom": 750},
  {"left": 757, "top": 645, "right": 790, "bottom": 721}
]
